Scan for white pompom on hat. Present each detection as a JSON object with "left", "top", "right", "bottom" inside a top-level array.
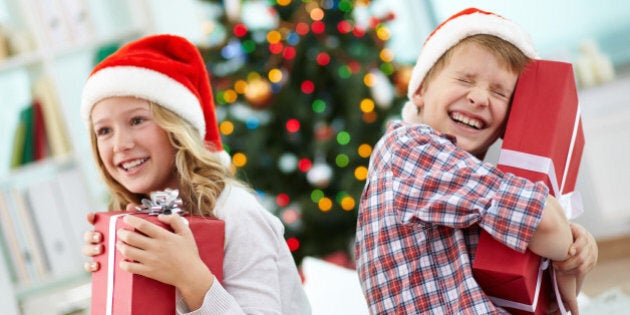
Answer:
[
  {"left": 402, "top": 7, "right": 538, "bottom": 123},
  {"left": 81, "top": 34, "right": 230, "bottom": 165}
]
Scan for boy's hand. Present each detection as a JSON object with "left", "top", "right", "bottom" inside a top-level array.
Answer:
[
  {"left": 553, "top": 223, "right": 598, "bottom": 292},
  {"left": 554, "top": 272, "right": 579, "bottom": 315}
]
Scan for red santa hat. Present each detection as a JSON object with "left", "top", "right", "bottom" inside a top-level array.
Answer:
[
  {"left": 81, "top": 34, "right": 229, "bottom": 165},
  {"left": 402, "top": 7, "right": 538, "bottom": 123}
]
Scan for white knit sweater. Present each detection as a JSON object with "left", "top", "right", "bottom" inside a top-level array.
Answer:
[{"left": 176, "top": 184, "right": 312, "bottom": 314}]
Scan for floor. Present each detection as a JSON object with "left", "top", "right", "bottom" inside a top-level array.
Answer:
[{"left": 581, "top": 234, "right": 630, "bottom": 297}]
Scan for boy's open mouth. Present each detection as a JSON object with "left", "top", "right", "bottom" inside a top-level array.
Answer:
[{"left": 451, "top": 112, "right": 484, "bottom": 130}]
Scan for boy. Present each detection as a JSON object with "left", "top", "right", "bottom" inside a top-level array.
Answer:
[{"left": 355, "top": 8, "right": 597, "bottom": 314}]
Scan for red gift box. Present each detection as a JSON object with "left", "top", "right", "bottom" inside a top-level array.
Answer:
[
  {"left": 91, "top": 212, "right": 225, "bottom": 315},
  {"left": 473, "top": 60, "right": 585, "bottom": 314}
]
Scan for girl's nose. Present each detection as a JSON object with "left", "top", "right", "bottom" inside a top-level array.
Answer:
[{"left": 113, "top": 130, "right": 134, "bottom": 152}]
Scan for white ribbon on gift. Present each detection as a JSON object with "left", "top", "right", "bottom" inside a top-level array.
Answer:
[
  {"left": 106, "top": 214, "right": 127, "bottom": 315},
  {"left": 497, "top": 105, "right": 583, "bottom": 219},
  {"left": 494, "top": 105, "right": 583, "bottom": 314}
]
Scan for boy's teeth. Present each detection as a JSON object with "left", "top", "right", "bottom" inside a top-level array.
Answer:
[
  {"left": 122, "top": 159, "right": 145, "bottom": 170},
  {"left": 452, "top": 112, "right": 482, "bottom": 129}
]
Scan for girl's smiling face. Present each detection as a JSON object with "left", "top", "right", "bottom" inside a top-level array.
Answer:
[
  {"left": 412, "top": 42, "right": 518, "bottom": 159},
  {"left": 91, "top": 97, "right": 179, "bottom": 194}
]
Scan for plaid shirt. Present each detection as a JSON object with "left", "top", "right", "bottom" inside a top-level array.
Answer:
[{"left": 355, "top": 121, "right": 548, "bottom": 314}]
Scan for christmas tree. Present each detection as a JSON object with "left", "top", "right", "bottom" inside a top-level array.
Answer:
[{"left": 198, "top": 0, "right": 410, "bottom": 265}]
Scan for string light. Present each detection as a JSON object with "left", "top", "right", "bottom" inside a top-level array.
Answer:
[
  {"left": 268, "top": 68, "right": 283, "bottom": 83},
  {"left": 223, "top": 89, "right": 238, "bottom": 103},
  {"left": 296, "top": 22, "right": 310, "bottom": 35},
  {"left": 340, "top": 196, "right": 355, "bottom": 211},
  {"left": 301, "top": 80, "right": 315, "bottom": 94},
  {"left": 233, "top": 152, "right": 247, "bottom": 167},
  {"left": 379, "top": 48, "right": 394, "bottom": 63},
  {"left": 276, "top": 193, "right": 290, "bottom": 207},
  {"left": 363, "top": 72, "right": 375, "bottom": 86},
  {"left": 312, "top": 99, "right": 326, "bottom": 113},
  {"left": 286, "top": 118, "right": 301, "bottom": 133},
  {"left": 233, "top": 24, "right": 248, "bottom": 37},
  {"left": 286, "top": 237, "right": 300, "bottom": 251},
  {"left": 316, "top": 52, "right": 331, "bottom": 66},
  {"left": 359, "top": 98, "right": 375, "bottom": 113},
  {"left": 318, "top": 197, "right": 333, "bottom": 212},
  {"left": 283, "top": 46, "right": 296, "bottom": 59},
  {"left": 358, "top": 144, "right": 372, "bottom": 158},
  {"left": 354, "top": 165, "right": 368, "bottom": 181},
  {"left": 234, "top": 80, "right": 247, "bottom": 94},
  {"left": 336, "top": 154, "right": 349, "bottom": 167},
  {"left": 311, "top": 21, "right": 325, "bottom": 34},
  {"left": 219, "top": 121, "right": 234, "bottom": 136},
  {"left": 337, "top": 131, "right": 351, "bottom": 145},
  {"left": 298, "top": 158, "right": 312, "bottom": 172},
  {"left": 311, "top": 189, "right": 325, "bottom": 203}
]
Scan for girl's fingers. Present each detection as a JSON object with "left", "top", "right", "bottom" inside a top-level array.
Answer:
[
  {"left": 158, "top": 214, "right": 190, "bottom": 236},
  {"left": 84, "top": 261, "right": 100, "bottom": 272},
  {"left": 122, "top": 214, "right": 166, "bottom": 238},
  {"left": 82, "top": 243, "right": 102, "bottom": 257}
]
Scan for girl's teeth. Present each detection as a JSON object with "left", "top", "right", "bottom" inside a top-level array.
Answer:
[{"left": 122, "top": 159, "right": 145, "bottom": 170}]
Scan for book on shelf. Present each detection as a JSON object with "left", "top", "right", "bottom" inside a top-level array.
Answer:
[
  {"left": 54, "top": 167, "right": 93, "bottom": 257},
  {"left": 32, "top": 75, "right": 72, "bottom": 158},
  {"left": 9, "top": 189, "right": 48, "bottom": 279},
  {"left": 32, "top": 100, "right": 49, "bottom": 161},
  {"left": 25, "top": 179, "right": 84, "bottom": 279},
  {"left": 0, "top": 190, "right": 22, "bottom": 284},
  {"left": 0, "top": 188, "right": 47, "bottom": 285},
  {"left": 9, "top": 106, "right": 28, "bottom": 169}
]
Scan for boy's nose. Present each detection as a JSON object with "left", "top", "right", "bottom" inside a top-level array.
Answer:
[{"left": 467, "top": 88, "right": 489, "bottom": 107}]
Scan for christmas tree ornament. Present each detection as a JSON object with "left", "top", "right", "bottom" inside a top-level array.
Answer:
[
  {"left": 393, "top": 65, "right": 412, "bottom": 95},
  {"left": 244, "top": 78, "right": 273, "bottom": 108},
  {"left": 278, "top": 153, "right": 298, "bottom": 173},
  {"left": 369, "top": 69, "right": 394, "bottom": 109},
  {"left": 306, "top": 161, "right": 333, "bottom": 188}
]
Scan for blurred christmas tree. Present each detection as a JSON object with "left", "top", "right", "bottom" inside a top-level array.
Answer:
[{"left": 197, "top": 0, "right": 411, "bottom": 264}]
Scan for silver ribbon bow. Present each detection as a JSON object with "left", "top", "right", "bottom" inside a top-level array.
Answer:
[{"left": 135, "top": 188, "right": 184, "bottom": 215}]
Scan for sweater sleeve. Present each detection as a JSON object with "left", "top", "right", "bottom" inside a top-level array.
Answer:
[{"left": 177, "top": 184, "right": 308, "bottom": 314}]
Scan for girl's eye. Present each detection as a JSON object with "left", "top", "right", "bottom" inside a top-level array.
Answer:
[
  {"left": 131, "top": 117, "right": 146, "bottom": 125},
  {"left": 95, "top": 127, "right": 110, "bottom": 136}
]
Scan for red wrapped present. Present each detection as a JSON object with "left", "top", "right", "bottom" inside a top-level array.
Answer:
[
  {"left": 473, "top": 60, "right": 585, "bottom": 314},
  {"left": 91, "top": 211, "right": 225, "bottom": 315}
]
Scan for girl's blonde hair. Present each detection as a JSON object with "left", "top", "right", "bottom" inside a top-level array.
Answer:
[{"left": 90, "top": 102, "right": 234, "bottom": 217}]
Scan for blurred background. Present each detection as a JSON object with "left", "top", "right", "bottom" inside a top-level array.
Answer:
[{"left": 0, "top": 0, "right": 629, "bottom": 314}]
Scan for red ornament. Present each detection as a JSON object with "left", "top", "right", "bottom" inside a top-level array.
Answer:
[
  {"left": 233, "top": 24, "right": 248, "bottom": 37},
  {"left": 316, "top": 52, "right": 330, "bottom": 66},
  {"left": 301, "top": 80, "right": 315, "bottom": 94},
  {"left": 312, "top": 21, "right": 325, "bottom": 34}
]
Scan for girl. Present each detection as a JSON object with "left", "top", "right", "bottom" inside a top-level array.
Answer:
[{"left": 80, "top": 34, "right": 311, "bottom": 314}]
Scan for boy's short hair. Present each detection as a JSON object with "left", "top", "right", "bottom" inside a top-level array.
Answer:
[
  {"left": 421, "top": 34, "right": 532, "bottom": 93},
  {"left": 402, "top": 8, "right": 538, "bottom": 123}
]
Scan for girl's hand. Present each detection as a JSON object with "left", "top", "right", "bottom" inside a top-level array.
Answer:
[
  {"left": 82, "top": 204, "right": 141, "bottom": 272},
  {"left": 82, "top": 212, "right": 102, "bottom": 272},
  {"left": 115, "top": 214, "right": 214, "bottom": 311}
]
